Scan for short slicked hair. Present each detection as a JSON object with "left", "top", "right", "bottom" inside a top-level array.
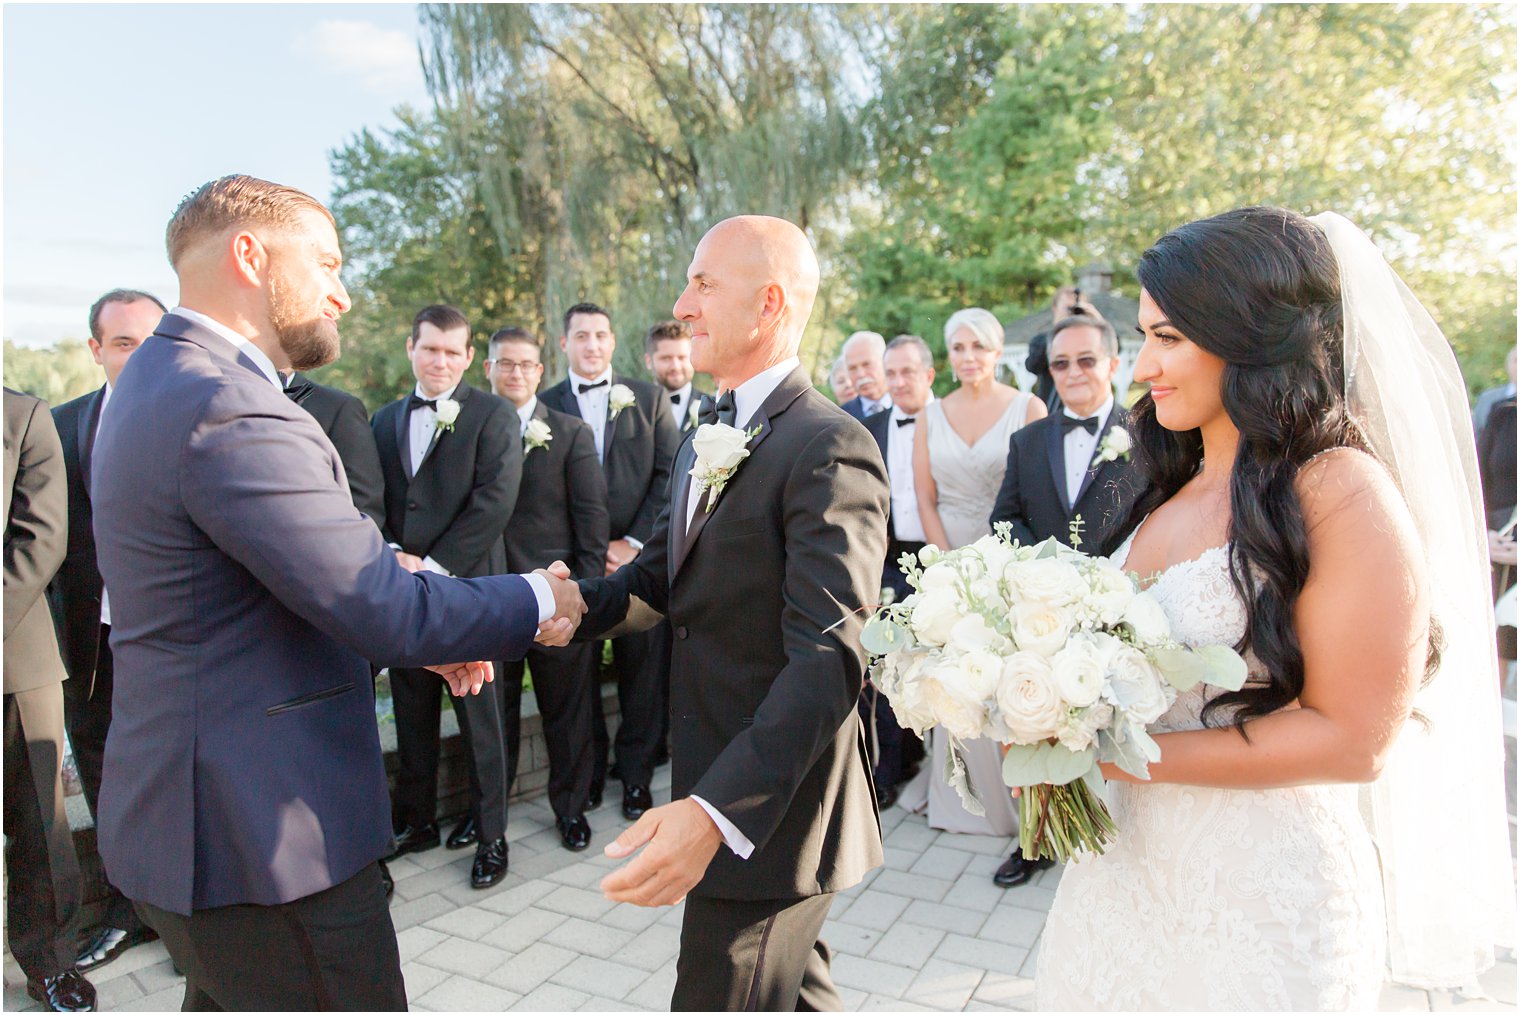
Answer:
[
  {"left": 89, "top": 288, "right": 166, "bottom": 341},
  {"left": 165, "top": 174, "right": 333, "bottom": 269},
  {"left": 1050, "top": 313, "right": 1119, "bottom": 357},
  {"left": 488, "top": 327, "right": 541, "bottom": 357},
  {"left": 644, "top": 319, "right": 691, "bottom": 355},
  {"left": 885, "top": 334, "right": 934, "bottom": 371},
  {"left": 563, "top": 302, "right": 612, "bottom": 336},
  {"left": 411, "top": 304, "right": 472, "bottom": 346}
]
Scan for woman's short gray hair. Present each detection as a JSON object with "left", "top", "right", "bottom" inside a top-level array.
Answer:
[{"left": 943, "top": 308, "right": 1005, "bottom": 353}]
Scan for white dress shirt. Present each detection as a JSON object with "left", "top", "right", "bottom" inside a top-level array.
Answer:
[
  {"left": 667, "top": 382, "right": 694, "bottom": 429},
  {"left": 859, "top": 392, "right": 893, "bottom": 417},
  {"left": 568, "top": 368, "right": 613, "bottom": 461},
  {"left": 97, "top": 382, "right": 115, "bottom": 626},
  {"left": 171, "top": 305, "right": 281, "bottom": 387},
  {"left": 886, "top": 400, "right": 930, "bottom": 542},
  {"left": 1062, "top": 397, "right": 1114, "bottom": 505},
  {"left": 515, "top": 395, "right": 538, "bottom": 431},
  {"left": 683, "top": 355, "right": 800, "bottom": 859}
]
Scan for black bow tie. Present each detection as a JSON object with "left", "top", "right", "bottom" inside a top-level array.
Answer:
[
  {"left": 670, "top": 392, "right": 681, "bottom": 405},
  {"left": 407, "top": 394, "right": 438, "bottom": 413},
  {"left": 283, "top": 376, "right": 314, "bottom": 406},
  {"left": 895, "top": 416, "right": 915, "bottom": 428},
  {"left": 1061, "top": 414, "right": 1099, "bottom": 434},
  {"left": 699, "top": 390, "right": 737, "bottom": 427},
  {"left": 577, "top": 379, "right": 609, "bottom": 394}
]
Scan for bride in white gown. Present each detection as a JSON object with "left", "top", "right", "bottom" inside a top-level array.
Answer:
[{"left": 1036, "top": 208, "right": 1513, "bottom": 1010}]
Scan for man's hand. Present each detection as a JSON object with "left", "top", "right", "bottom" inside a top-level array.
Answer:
[
  {"left": 425, "top": 660, "right": 494, "bottom": 696},
  {"left": 605, "top": 538, "right": 640, "bottom": 576},
  {"left": 534, "top": 560, "right": 587, "bottom": 646},
  {"left": 395, "top": 550, "right": 426, "bottom": 573},
  {"left": 1489, "top": 528, "right": 1517, "bottom": 566},
  {"left": 600, "top": 799, "right": 723, "bottom": 907}
]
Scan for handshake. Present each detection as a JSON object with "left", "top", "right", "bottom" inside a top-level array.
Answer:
[{"left": 426, "top": 560, "right": 587, "bottom": 697}]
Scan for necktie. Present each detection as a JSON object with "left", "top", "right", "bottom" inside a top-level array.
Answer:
[
  {"left": 408, "top": 394, "right": 437, "bottom": 413},
  {"left": 895, "top": 416, "right": 916, "bottom": 428},
  {"left": 1061, "top": 414, "right": 1099, "bottom": 434},
  {"left": 578, "top": 379, "right": 609, "bottom": 394}
]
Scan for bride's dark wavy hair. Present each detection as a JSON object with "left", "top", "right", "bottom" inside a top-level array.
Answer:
[{"left": 1126, "top": 206, "right": 1437, "bottom": 730}]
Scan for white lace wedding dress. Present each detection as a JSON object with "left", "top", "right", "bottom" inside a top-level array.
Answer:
[{"left": 1036, "top": 533, "right": 1386, "bottom": 1011}]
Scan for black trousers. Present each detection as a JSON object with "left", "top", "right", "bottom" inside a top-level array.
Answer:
[
  {"left": 60, "top": 624, "right": 144, "bottom": 932},
  {"left": 389, "top": 665, "right": 510, "bottom": 840},
  {"left": 500, "top": 642, "right": 597, "bottom": 819},
  {"left": 3, "top": 684, "right": 82, "bottom": 980},
  {"left": 674, "top": 893, "right": 839, "bottom": 1011},
  {"left": 134, "top": 862, "right": 405, "bottom": 1011},
  {"left": 590, "top": 628, "right": 667, "bottom": 788}
]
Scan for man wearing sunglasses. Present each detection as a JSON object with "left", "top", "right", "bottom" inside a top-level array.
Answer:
[{"left": 987, "top": 313, "right": 1147, "bottom": 888}]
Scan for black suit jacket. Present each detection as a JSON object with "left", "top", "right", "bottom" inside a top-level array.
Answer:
[
  {"left": 578, "top": 367, "right": 889, "bottom": 900},
  {"left": 988, "top": 405, "right": 1145, "bottom": 555},
  {"left": 507, "top": 401, "right": 609, "bottom": 580},
  {"left": 372, "top": 383, "right": 521, "bottom": 579},
  {"left": 5, "top": 388, "right": 68, "bottom": 694},
  {"left": 284, "top": 373, "right": 386, "bottom": 529},
  {"left": 47, "top": 385, "right": 106, "bottom": 694},
  {"left": 540, "top": 374, "right": 680, "bottom": 543}
]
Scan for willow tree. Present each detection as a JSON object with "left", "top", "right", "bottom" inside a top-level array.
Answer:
[{"left": 420, "top": 3, "right": 872, "bottom": 378}]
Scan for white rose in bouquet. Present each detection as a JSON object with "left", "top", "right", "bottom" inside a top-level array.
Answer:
[
  {"left": 886, "top": 657, "right": 936, "bottom": 733},
  {"left": 1007, "top": 557, "right": 1088, "bottom": 607},
  {"left": 1056, "top": 700, "right": 1114, "bottom": 752},
  {"left": 949, "top": 613, "right": 1011, "bottom": 654},
  {"left": 1083, "top": 561, "right": 1136, "bottom": 626},
  {"left": 1104, "top": 644, "right": 1172, "bottom": 724},
  {"left": 1048, "top": 633, "right": 1113, "bottom": 707},
  {"left": 921, "top": 659, "right": 990, "bottom": 741},
  {"left": 1120, "top": 590, "right": 1170, "bottom": 644},
  {"left": 970, "top": 533, "right": 1019, "bottom": 576},
  {"left": 1010, "top": 600, "right": 1075, "bottom": 657},
  {"left": 968, "top": 575, "right": 1003, "bottom": 608},
  {"left": 918, "top": 560, "right": 959, "bottom": 591},
  {"left": 996, "top": 651, "right": 1065, "bottom": 744},
  {"left": 910, "top": 586, "right": 962, "bottom": 646}
]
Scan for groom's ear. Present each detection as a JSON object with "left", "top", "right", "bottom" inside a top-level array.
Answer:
[{"left": 757, "top": 281, "right": 786, "bottom": 325}]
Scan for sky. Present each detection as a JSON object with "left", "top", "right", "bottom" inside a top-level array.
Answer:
[{"left": 3, "top": 3, "right": 432, "bottom": 347}]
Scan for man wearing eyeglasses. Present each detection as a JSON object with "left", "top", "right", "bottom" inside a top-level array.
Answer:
[
  {"left": 484, "top": 328, "right": 608, "bottom": 852},
  {"left": 987, "top": 313, "right": 1147, "bottom": 888}
]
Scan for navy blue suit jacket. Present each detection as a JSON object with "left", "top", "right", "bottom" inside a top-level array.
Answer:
[{"left": 91, "top": 313, "right": 542, "bottom": 914}]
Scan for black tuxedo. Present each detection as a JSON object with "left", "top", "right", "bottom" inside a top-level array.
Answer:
[
  {"left": 988, "top": 404, "right": 1146, "bottom": 557},
  {"left": 284, "top": 372, "right": 385, "bottom": 529},
  {"left": 46, "top": 385, "right": 147, "bottom": 935},
  {"left": 500, "top": 401, "right": 608, "bottom": 819},
  {"left": 540, "top": 373, "right": 681, "bottom": 789},
  {"left": 373, "top": 383, "right": 522, "bottom": 839},
  {"left": 578, "top": 367, "right": 888, "bottom": 1008}
]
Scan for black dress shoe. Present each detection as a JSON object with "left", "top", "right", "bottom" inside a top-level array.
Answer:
[
  {"left": 992, "top": 851, "right": 1054, "bottom": 888},
  {"left": 874, "top": 782, "right": 900, "bottom": 810},
  {"left": 446, "top": 815, "right": 478, "bottom": 850},
  {"left": 470, "top": 837, "right": 510, "bottom": 889},
  {"left": 588, "top": 781, "right": 604, "bottom": 809},
  {"left": 27, "top": 969, "right": 96, "bottom": 1012},
  {"left": 76, "top": 925, "right": 158, "bottom": 973},
  {"left": 383, "top": 822, "right": 440, "bottom": 861},
  {"left": 558, "top": 814, "right": 591, "bottom": 851},
  {"left": 379, "top": 860, "right": 395, "bottom": 900},
  {"left": 622, "top": 784, "right": 652, "bottom": 819}
]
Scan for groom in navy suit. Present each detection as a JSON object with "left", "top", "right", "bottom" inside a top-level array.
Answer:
[
  {"left": 91, "top": 176, "right": 585, "bottom": 1010},
  {"left": 988, "top": 313, "right": 1145, "bottom": 887}
]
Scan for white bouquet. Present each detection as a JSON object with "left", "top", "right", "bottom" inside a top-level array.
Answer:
[{"left": 861, "top": 524, "right": 1246, "bottom": 860}]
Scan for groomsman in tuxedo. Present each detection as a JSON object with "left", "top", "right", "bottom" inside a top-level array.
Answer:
[
  {"left": 859, "top": 335, "right": 937, "bottom": 807},
  {"left": 6, "top": 388, "right": 97, "bottom": 1013},
  {"left": 281, "top": 371, "right": 384, "bottom": 528},
  {"left": 92, "top": 177, "right": 578, "bottom": 1010},
  {"left": 645, "top": 318, "right": 711, "bottom": 434},
  {"left": 988, "top": 313, "right": 1145, "bottom": 887},
  {"left": 581, "top": 216, "right": 888, "bottom": 1010},
  {"left": 838, "top": 330, "right": 892, "bottom": 420},
  {"left": 540, "top": 303, "right": 681, "bottom": 820},
  {"left": 47, "top": 289, "right": 164, "bottom": 976},
  {"left": 485, "top": 327, "right": 608, "bottom": 851},
  {"left": 372, "top": 304, "right": 522, "bottom": 888}
]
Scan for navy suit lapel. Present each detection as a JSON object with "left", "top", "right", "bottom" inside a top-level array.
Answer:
[
  {"left": 1046, "top": 417, "right": 1072, "bottom": 516},
  {"left": 79, "top": 386, "right": 105, "bottom": 497}
]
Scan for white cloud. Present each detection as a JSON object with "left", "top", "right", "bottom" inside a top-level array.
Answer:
[{"left": 290, "top": 19, "right": 424, "bottom": 93}]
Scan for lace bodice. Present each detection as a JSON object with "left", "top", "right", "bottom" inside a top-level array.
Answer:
[{"left": 1036, "top": 530, "right": 1386, "bottom": 1011}]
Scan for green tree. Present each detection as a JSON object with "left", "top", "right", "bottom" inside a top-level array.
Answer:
[{"left": 3, "top": 340, "right": 100, "bottom": 406}]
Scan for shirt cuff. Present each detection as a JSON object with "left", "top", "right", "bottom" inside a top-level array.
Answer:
[
  {"left": 420, "top": 555, "right": 452, "bottom": 577},
  {"left": 522, "top": 572, "right": 555, "bottom": 624},
  {"left": 689, "top": 795, "right": 755, "bottom": 859},
  {"left": 624, "top": 536, "right": 644, "bottom": 552}
]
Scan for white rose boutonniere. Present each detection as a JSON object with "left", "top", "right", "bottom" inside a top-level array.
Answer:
[
  {"left": 689, "top": 421, "right": 761, "bottom": 512},
  {"left": 1095, "top": 425, "right": 1132, "bottom": 464},
  {"left": 434, "top": 397, "right": 461, "bottom": 434},
  {"left": 608, "top": 383, "right": 636, "bottom": 422},
  {"left": 523, "top": 417, "right": 553, "bottom": 455}
]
